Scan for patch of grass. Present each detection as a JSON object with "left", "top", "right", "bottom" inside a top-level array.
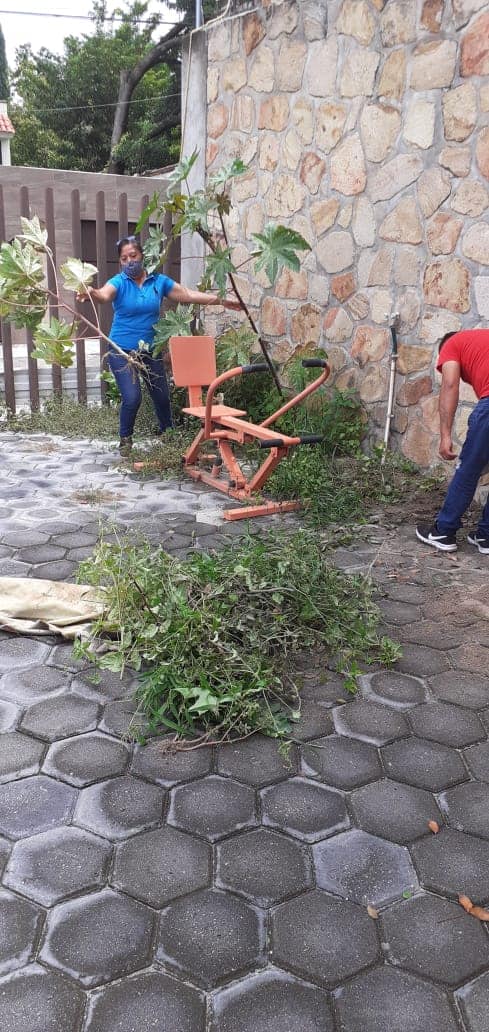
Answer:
[
  {"left": 3, "top": 391, "right": 157, "bottom": 439},
  {"left": 75, "top": 530, "right": 400, "bottom": 745},
  {"left": 131, "top": 429, "right": 194, "bottom": 479}
]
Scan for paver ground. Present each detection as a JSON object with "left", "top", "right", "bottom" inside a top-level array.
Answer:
[{"left": 0, "top": 432, "right": 488, "bottom": 1032}]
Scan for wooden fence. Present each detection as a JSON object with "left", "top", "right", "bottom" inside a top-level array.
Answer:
[{"left": 0, "top": 181, "right": 178, "bottom": 414}]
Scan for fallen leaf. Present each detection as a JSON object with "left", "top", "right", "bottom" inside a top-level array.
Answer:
[
  {"left": 428, "top": 820, "right": 440, "bottom": 834},
  {"left": 402, "top": 890, "right": 412, "bottom": 900},
  {"left": 459, "top": 894, "right": 474, "bottom": 913},
  {"left": 469, "top": 905, "right": 489, "bottom": 921},
  {"left": 367, "top": 905, "right": 379, "bottom": 919}
]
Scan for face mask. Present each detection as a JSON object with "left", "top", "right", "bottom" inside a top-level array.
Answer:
[{"left": 123, "top": 259, "right": 144, "bottom": 280}]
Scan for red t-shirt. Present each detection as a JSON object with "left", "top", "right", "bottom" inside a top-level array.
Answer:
[{"left": 437, "top": 330, "right": 489, "bottom": 399}]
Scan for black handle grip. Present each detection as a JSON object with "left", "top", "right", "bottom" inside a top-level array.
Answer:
[
  {"left": 390, "top": 325, "right": 398, "bottom": 357},
  {"left": 241, "top": 363, "right": 268, "bottom": 374},
  {"left": 299, "top": 435, "right": 323, "bottom": 445},
  {"left": 258, "top": 438, "right": 286, "bottom": 449},
  {"left": 301, "top": 358, "right": 328, "bottom": 369}
]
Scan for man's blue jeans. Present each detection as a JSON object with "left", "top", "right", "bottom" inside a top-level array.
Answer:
[
  {"left": 107, "top": 349, "right": 173, "bottom": 438},
  {"left": 437, "top": 395, "right": 489, "bottom": 537}
]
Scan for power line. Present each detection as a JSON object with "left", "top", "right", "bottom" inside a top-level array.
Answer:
[
  {"left": 0, "top": 8, "right": 178, "bottom": 26},
  {"left": 24, "top": 90, "right": 181, "bottom": 115}
]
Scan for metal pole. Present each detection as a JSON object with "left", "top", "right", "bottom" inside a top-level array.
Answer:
[
  {"left": 195, "top": 0, "right": 203, "bottom": 28},
  {"left": 381, "top": 313, "right": 400, "bottom": 467}
]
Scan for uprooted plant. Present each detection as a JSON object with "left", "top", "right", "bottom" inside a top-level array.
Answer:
[{"left": 74, "top": 529, "right": 401, "bottom": 746}]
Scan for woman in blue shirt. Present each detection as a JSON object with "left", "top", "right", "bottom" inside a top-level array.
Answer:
[{"left": 79, "top": 235, "right": 241, "bottom": 454}]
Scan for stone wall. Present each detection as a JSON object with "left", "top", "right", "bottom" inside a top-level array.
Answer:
[{"left": 201, "top": 0, "right": 489, "bottom": 466}]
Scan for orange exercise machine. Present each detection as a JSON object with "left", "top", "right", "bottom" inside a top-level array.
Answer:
[{"left": 169, "top": 335, "right": 331, "bottom": 521}]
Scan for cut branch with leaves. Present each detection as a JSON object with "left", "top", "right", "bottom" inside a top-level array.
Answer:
[{"left": 137, "top": 152, "right": 311, "bottom": 393}]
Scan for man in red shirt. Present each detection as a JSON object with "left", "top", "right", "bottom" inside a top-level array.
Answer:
[{"left": 416, "top": 329, "right": 489, "bottom": 554}]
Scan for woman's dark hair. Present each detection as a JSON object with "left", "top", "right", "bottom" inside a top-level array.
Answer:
[
  {"left": 438, "top": 331, "right": 457, "bottom": 353},
  {"left": 116, "top": 235, "right": 143, "bottom": 257}
]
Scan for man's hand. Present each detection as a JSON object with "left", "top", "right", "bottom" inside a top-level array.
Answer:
[
  {"left": 222, "top": 299, "right": 243, "bottom": 311},
  {"left": 439, "top": 435, "right": 457, "bottom": 461}
]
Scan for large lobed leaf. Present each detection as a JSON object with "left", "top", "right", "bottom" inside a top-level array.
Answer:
[
  {"left": 0, "top": 239, "right": 45, "bottom": 288},
  {"left": 151, "top": 304, "right": 195, "bottom": 356},
  {"left": 32, "top": 316, "right": 75, "bottom": 368},
  {"left": 19, "top": 215, "right": 49, "bottom": 250},
  {"left": 252, "top": 223, "right": 311, "bottom": 285},
  {"left": 204, "top": 245, "right": 236, "bottom": 296},
  {"left": 61, "top": 258, "right": 98, "bottom": 292}
]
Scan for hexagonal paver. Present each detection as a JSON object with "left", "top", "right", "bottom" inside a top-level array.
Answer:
[
  {"left": 72, "top": 667, "right": 136, "bottom": 703},
  {"left": 217, "top": 735, "right": 298, "bottom": 787},
  {"left": 302, "top": 734, "right": 382, "bottom": 789},
  {"left": 31, "top": 560, "right": 77, "bottom": 580},
  {"left": 157, "top": 888, "right": 265, "bottom": 988},
  {"left": 350, "top": 778, "right": 442, "bottom": 844},
  {"left": 43, "top": 732, "right": 130, "bottom": 786},
  {"left": 408, "top": 703, "right": 485, "bottom": 748},
  {"left": 0, "top": 888, "right": 43, "bottom": 975},
  {"left": 289, "top": 701, "right": 334, "bottom": 742},
  {"left": 20, "top": 693, "right": 100, "bottom": 742},
  {"left": 0, "top": 637, "right": 50, "bottom": 672},
  {"left": 210, "top": 969, "right": 334, "bottom": 1032},
  {"left": 99, "top": 699, "right": 149, "bottom": 738},
  {"left": 400, "top": 621, "right": 466, "bottom": 649},
  {"left": 395, "top": 643, "right": 451, "bottom": 677},
  {"left": 261, "top": 777, "right": 349, "bottom": 843},
  {"left": 131, "top": 740, "right": 213, "bottom": 785},
  {"left": 428, "top": 670, "right": 489, "bottom": 710},
  {"left": 456, "top": 971, "right": 489, "bottom": 1032},
  {"left": 0, "top": 699, "right": 20, "bottom": 732},
  {"left": 450, "top": 643, "right": 489, "bottom": 675},
  {"left": 0, "top": 732, "right": 45, "bottom": 782},
  {"left": 411, "top": 828, "right": 489, "bottom": 902},
  {"left": 111, "top": 826, "right": 211, "bottom": 906},
  {"left": 333, "top": 700, "right": 408, "bottom": 746},
  {"left": 39, "top": 888, "right": 155, "bottom": 987},
  {"left": 0, "top": 964, "right": 85, "bottom": 1032},
  {"left": 85, "top": 970, "right": 206, "bottom": 1032},
  {"left": 377, "top": 600, "right": 420, "bottom": 625},
  {"left": 313, "top": 829, "right": 418, "bottom": 907},
  {"left": 464, "top": 741, "right": 489, "bottom": 782},
  {"left": 17, "top": 544, "right": 66, "bottom": 564},
  {"left": 74, "top": 775, "right": 164, "bottom": 840},
  {"left": 216, "top": 828, "right": 312, "bottom": 906},
  {"left": 381, "top": 736, "right": 467, "bottom": 792},
  {"left": 381, "top": 893, "right": 489, "bottom": 986},
  {"left": 441, "top": 781, "right": 489, "bottom": 840},
  {"left": 271, "top": 889, "right": 379, "bottom": 988},
  {"left": 169, "top": 775, "right": 256, "bottom": 841},
  {"left": 0, "top": 775, "right": 76, "bottom": 840},
  {"left": 0, "top": 664, "right": 67, "bottom": 704},
  {"left": 366, "top": 671, "right": 427, "bottom": 709},
  {"left": 4, "top": 827, "right": 111, "bottom": 905},
  {"left": 335, "top": 965, "right": 460, "bottom": 1032},
  {"left": 0, "top": 837, "right": 9, "bottom": 876}
]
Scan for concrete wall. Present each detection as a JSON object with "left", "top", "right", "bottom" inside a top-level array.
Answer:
[{"left": 197, "top": 0, "right": 489, "bottom": 466}]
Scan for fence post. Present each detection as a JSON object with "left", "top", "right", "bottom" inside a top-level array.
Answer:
[
  {"left": 95, "top": 191, "right": 109, "bottom": 402},
  {"left": 20, "top": 186, "right": 40, "bottom": 412},
  {"left": 0, "top": 184, "right": 16, "bottom": 413},
  {"left": 71, "top": 189, "right": 87, "bottom": 405},
  {"left": 45, "top": 186, "right": 62, "bottom": 397}
]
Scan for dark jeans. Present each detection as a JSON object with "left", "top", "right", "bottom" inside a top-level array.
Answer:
[
  {"left": 107, "top": 349, "right": 173, "bottom": 439},
  {"left": 437, "top": 395, "right": 489, "bottom": 537}
]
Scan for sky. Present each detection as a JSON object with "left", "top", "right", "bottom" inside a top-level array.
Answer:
[{"left": 0, "top": 1, "right": 176, "bottom": 69}]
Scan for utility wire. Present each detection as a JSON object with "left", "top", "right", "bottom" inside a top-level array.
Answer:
[
  {"left": 22, "top": 90, "right": 181, "bottom": 116},
  {"left": 0, "top": 8, "right": 177, "bottom": 26}
]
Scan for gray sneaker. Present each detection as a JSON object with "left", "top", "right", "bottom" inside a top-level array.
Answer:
[{"left": 467, "top": 530, "right": 489, "bottom": 555}]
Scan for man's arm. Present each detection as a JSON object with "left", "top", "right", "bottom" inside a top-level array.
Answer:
[{"left": 438, "top": 360, "right": 460, "bottom": 460}]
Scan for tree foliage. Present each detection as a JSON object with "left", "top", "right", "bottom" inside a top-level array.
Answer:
[{"left": 0, "top": 24, "right": 10, "bottom": 101}]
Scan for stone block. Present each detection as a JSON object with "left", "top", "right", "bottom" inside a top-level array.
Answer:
[
  {"left": 316, "top": 102, "right": 347, "bottom": 154},
  {"left": 334, "top": 698, "right": 408, "bottom": 745},
  {"left": 276, "top": 41, "right": 307, "bottom": 91},
  {"left": 4, "top": 826, "right": 111, "bottom": 906},
  {"left": 463, "top": 222, "right": 489, "bottom": 264},
  {"left": 351, "top": 326, "right": 389, "bottom": 367},
  {"left": 266, "top": 174, "right": 305, "bottom": 217},
  {"left": 0, "top": 775, "right": 76, "bottom": 840},
  {"left": 261, "top": 777, "right": 349, "bottom": 842},
  {"left": 417, "top": 167, "right": 451, "bottom": 218},
  {"left": 410, "top": 40, "right": 457, "bottom": 90},
  {"left": 43, "top": 732, "right": 130, "bottom": 787},
  {"left": 380, "top": 0, "right": 416, "bottom": 44},
  {"left": 379, "top": 198, "right": 423, "bottom": 244},
  {"left": 248, "top": 46, "right": 274, "bottom": 93},
  {"left": 427, "top": 213, "right": 463, "bottom": 255},
  {"left": 305, "top": 37, "right": 338, "bottom": 96},
  {"left": 0, "top": 966, "right": 85, "bottom": 1032},
  {"left": 411, "top": 827, "right": 489, "bottom": 902},
  {"left": 210, "top": 970, "right": 334, "bottom": 1032},
  {"left": 378, "top": 49, "right": 406, "bottom": 99},
  {"left": 324, "top": 307, "right": 354, "bottom": 342},
  {"left": 337, "top": 0, "right": 376, "bottom": 44},
  {"left": 216, "top": 828, "right": 312, "bottom": 906},
  {"left": 85, "top": 971, "right": 205, "bottom": 1032},
  {"left": 439, "top": 145, "right": 471, "bottom": 177},
  {"left": 314, "top": 828, "right": 418, "bottom": 906},
  {"left": 452, "top": 180, "right": 489, "bottom": 216},
  {"left": 360, "top": 104, "right": 401, "bottom": 162},
  {"left": 74, "top": 775, "right": 163, "bottom": 841},
  {"left": 217, "top": 735, "right": 298, "bottom": 786},
  {"left": 291, "top": 303, "right": 322, "bottom": 346},
  {"left": 242, "top": 11, "right": 265, "bottom": 55},
  {"left": 169, "top": 775, "right": 256, "bottom": 841},
  {"left": 461, "top": 11, "right": 489, "bottom": 75},
  {"left": 337, "top": 965, "right": 461, "bottom": 1032},
  {"left": 350, "top": 778, "right": 442, "bottom": 843},
  {"left": 0, "top": 889, "right": 42, "bottom": 975},
  {"left": 340, "top": 45, "right": 380, "bottom": 97},
  {"left": 261, "top": 297, "right": 287, "bottom": 336},
  {"left": 299, "top": 152, "right": 326, "bottom": 193},
  {"left": 330, "top": 134, "right": 366, "bottom": 195},
  {"left": 291, "top": 97, "right": 314, "bottom": 144},
  {"left": 442, "top": 83, "right": 477, "bottom": 142},
  {"left": 403, "top": 98, "right": 436, "bottom": 150},
  {"left": 258, "top": 96, "right": 289, "bottom": 131},
  {"left": 370, "top": 154, "right": 424, "bottom": 202},
  {"left": 476, "top": 126, "right": 489, "bottom": 180},
  {"left": 409, "top": 701, "right": 485, "bottom": 747},
  {"left": 442, "top": 781, "right": 489, "bottom": 840},
  {"left": 421, "top": 0, "right": 444, "bottom": 31},
  {"left": 382, "top": 736, "right": 467, "bottom": 792},
  {"left": 0, "top": 732, "right": 45, "bottom": 782},
  {"left": 317, "top": 231, "right": 354, "bottom": 274},
  {"left": 423, "top": 259, "right": 470, "bottom": 313}
]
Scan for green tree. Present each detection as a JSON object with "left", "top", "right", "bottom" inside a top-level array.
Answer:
[{"left": 0, "top": 24, "right": 9, "bottom": 101}]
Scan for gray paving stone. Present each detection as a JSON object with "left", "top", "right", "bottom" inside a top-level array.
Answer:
[
  {"left": 210, "top": 969, "right": 334, "bottom": 1032},
  {"left": 382, "top": 893, "right": 489, "bottom": 986},
  {"left": 411, "top": 828, "right": 489, "bottom": 902},
  {"left": 463, "top": 741, "right": 489, "bottom": 782},
  {"left": 217, "top": 735, "right": 298, "bottom": 786},
  {"left": 428, "top": 670, "right": 489, "bottom": 710},
  {"left": 99, "top": 699, "right": 147, "bottom": 738},
  {"left": 43, "top": 732, "right": 131, "bottom": 786},
  {"left": 314, "top": 829, "right": 418, "bottom": 907},
  {"left": 299, "top": 675, "right": 352, "bottom": 706},
  {"left": 271, "top": 889, "right": 379, "bottom": 988},
  {"left": 216, "top": 828, "right": 312, "bottom": 906},
  {"left": 85, "top": 970, "right": 206, "bottom": 1032},
  {"left": 0, "top": 731, "right": 45, "bottom": 781},
  {"left": 350, "top": 778, "right": 442, "bottom": 844},
  {"left": 131, "top": 740, "right": 214, "bottom": 786},
  {"left": 408, "top": 703, "right": 486, "bottom": 747},
  {"left": 4, "top": 826, "right": 112, "bottom": 905},
  {"left": 395, "top": 643, "right": 452, "bottom": 677},
  {"left": 111, "top": 826, "right": 211, "bottom": 906},
  {"left": 0, "top": 837, "right": 10, "bottom": 876},
  {"left": 301, "top": 734, "right": 382, "bottom": 789},
  {"left": 0, "top": 888, "right": 43, "bottom": 975},
  {"left": 0, "top": 774, "right": 76, "bottom": 840},
  {"left": 456, "top": 972, "right": 489, "bottom": 1032},
  {"left": 72, "top": 666, "right": 135, "bottom": 702},
  {"left": 0, "top": 664, "right": 67, "bottom": 704},
  {"left": 333, "top": 700, "right": 409, "bottom": 746},
  {"left": 400, "top": 621, "right": 466, "bottom": 649},
  {"left": 0, "top": 530, "right": 49, "bottom": 547},
  {"left": 16, "top": 544, "right": 67, "bottom": 563},
  {"left": 0, "top": 637, "right": 50, "bottom": 671},
  {"left": 0, "top": 544, "right": 13, "bottom": 557},
  {"left": 0, "top": 964, "right": 85, "bottom": 1032},
  {"left": 169, "top": 775, "right": 256, "bottom": 841},
  {"left": 74, "top": 775, "right": 164, "bottom": 840},
  {"left": 157, "top": 888, "right": 265, "bottom": 988},
  {"left": 290, "top": 701, "right": 334, "bottom": 742},
  {"left": 381, "top": 736, "right": 468, "bottom": 791},
  {"left": 377, "top": 600, "right": 420, "bottom": 625},
  {"left": 40, "top": 888, "right": 155, "bottom": 988},
  {"left": 261, "top": 777, "right": 349, "bottom": 843},
  {"left": 20, "top": 693, "right": 100, "bottom": 741},
  {"left": 366, "top": 671, "right": 427, "bottom": 709},
  {"left": 441, "top": 781, "right": 489, "bottom": 840},
  {"left": 335, "top": 965, "right": 460, "bottom": 1032},
  {"left": 31, "top": 559, "right": 77, "bottom": 580},
  {"left": 46, "top": 643, "right": 90, "bottom": 673},
  {"left": 53, "top": 531, "right": 99, "bottom": 548}
]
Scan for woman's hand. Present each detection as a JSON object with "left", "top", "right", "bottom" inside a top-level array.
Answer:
[
  {"left": 76, "top": 288, "right": 92, "bottom": 303},
  {"left": 222, "top": 298, "right": 243, "bottom": 311}
]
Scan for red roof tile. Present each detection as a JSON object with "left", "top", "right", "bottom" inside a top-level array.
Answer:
[{"left": 0, "top": 113, "right": 15, "bottom": 135}]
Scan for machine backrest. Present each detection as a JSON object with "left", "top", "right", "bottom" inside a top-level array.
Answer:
[{"left": 169, "top": 336, "right": 217, "bottom": 387}]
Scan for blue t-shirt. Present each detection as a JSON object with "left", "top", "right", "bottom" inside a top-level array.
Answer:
[{"left": 108, "top": 271, "right": 175, "bottom": 351}]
